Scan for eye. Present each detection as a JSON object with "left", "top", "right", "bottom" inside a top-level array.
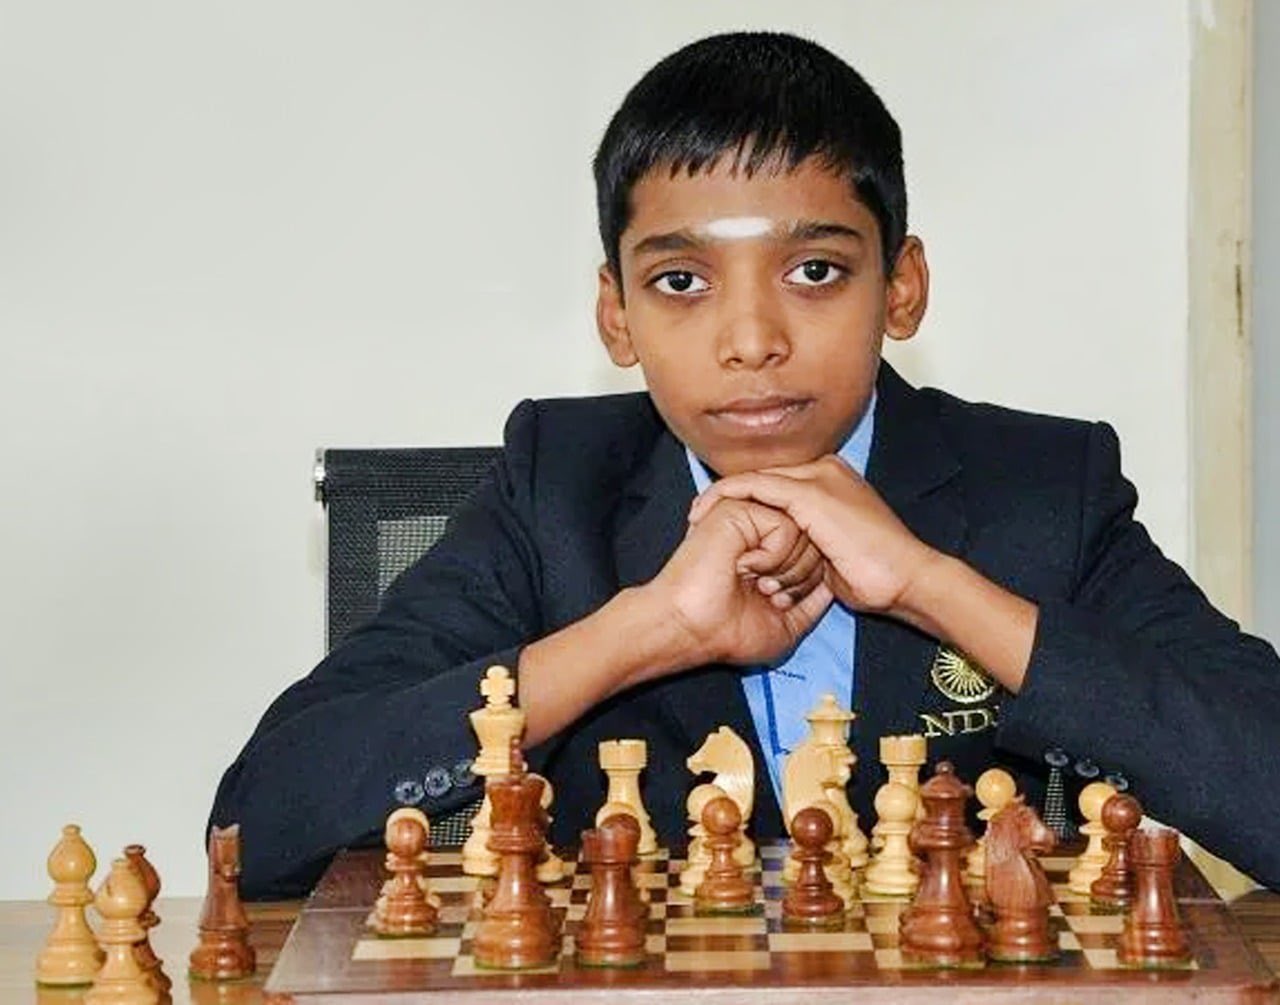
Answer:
[
  {"left": 784, "top": 259, "right": 846, "bottom": 287},
  {"left": 651, "top": 270, "right": 710, "bottom": 295}
]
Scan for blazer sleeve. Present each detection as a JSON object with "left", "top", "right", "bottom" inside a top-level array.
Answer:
[
  {"left": 209, "top": 400, "right": 547, "bottom": 898},
  {"left": 997, "top": 421, "right": 1280, "bottom": 889}
]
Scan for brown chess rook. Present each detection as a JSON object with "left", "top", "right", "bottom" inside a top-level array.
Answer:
[
  {"left": 984, "top": 798, "right": 1058, "bottom": 962},
  {"left": 1119, "top": 828, "right": 1193, "bottom": 968},
  {"left": 782, "top": 806, "right": 845, "bottom": 926},
  {"left": 375, "top": 811, "right": 438, "bottom": 937},
  {"left": 899, "top": 761, "right": 985, "bottom": 968},
  {"left": 472, "top": 741, "right": 560, "bottom": 970},
  {"left": 1091, "top": 793, "right": 1142, "bottom": 909},
  {"left": 576, "top": 813, "right": 647, "bottom": 967},
  {"left": 694, "top": 796, "right": 755, "bottom": 913},
  {"left": 124, "top": 845, "right": 171, "bottom": 995},
  {"left": 188, "top": 825, "right": 256, "bottom": 981}
]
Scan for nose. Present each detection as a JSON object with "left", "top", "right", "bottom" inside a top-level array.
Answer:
[{"left": 715, "top": 289, "right": 791, "bottom": 370}]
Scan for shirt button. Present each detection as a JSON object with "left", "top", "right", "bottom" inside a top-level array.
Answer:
[
  {"left": 451, "top": 759, "right": 476, "bottom": 789},
  {"left": 1073, "top": 758, "right": 1100, "bottom": 779},
  {"left": 394, "top": 778, "right": 424, "bottom": 805},
  {"left": 1104, "top": 771, "right": 1130, "bottom": 792},
  {"left": 423, "top": 766, "right": 452, "bottom": 798},
  {"left": 1043, "top": 747, "right": 1070, "bottom": 769}
]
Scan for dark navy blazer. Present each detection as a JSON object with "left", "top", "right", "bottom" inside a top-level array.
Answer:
[{"left": 211, "top": 364, "right": 1280, "bottom": 897}]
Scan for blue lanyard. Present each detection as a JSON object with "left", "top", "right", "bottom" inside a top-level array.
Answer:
[{"left": 761, "top": 667, "right": 805, "bottom": 759}]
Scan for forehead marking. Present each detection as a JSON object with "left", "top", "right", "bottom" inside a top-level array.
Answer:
[{"left": 695, "top": 216, "right": 776, "bottom": 241}]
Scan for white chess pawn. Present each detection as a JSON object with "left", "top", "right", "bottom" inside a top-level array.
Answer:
[
  {"left": 966, "top": 768, "right": 1017, "bottom": 884},
  {"left": 36, "top": 824, "right": 104, "bottom": 986},
  {"left": 1068, "top": 781, "right": 1117, "bottom": 894},
  {"left": 862, "top": 782, "right": 920, "bottom": 898}
]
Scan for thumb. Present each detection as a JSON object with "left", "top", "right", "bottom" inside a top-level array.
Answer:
[{"left": 785, "top": 580, "right": 834, "bottom": 636}]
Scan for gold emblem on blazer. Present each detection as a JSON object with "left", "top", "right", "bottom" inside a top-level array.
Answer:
[{"left": 930, "top": 647, "right": 997, "bottom": 705}]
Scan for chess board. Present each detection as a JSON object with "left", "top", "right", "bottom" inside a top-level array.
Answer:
[{"left": 263, "top": 843, "right": 1276, "bottom": 1003}]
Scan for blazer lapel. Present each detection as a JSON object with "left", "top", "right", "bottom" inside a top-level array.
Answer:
[
  {"left": 854, "top": 364, "right": 967, "bottom": 778},
  {"left": 610, "top": 413, "right": 780, "bottom": 835}
]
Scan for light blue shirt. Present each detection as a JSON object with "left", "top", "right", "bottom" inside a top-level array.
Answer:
[{"left": 684, "top": 391, "right": 876, "bottom": 806}]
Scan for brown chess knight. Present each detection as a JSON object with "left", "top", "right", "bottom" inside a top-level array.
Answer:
[
  {"left": 189, "top": 825, "right": 256, "bottom": 980},
  {"left": 984, "top": 798, "right": 1058, "bottom": 962}
]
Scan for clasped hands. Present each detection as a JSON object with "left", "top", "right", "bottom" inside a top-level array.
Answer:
[{"left": 653, "top": 455, "right": 940, "bottom": 669}]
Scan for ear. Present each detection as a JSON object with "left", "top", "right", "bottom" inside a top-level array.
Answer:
[
  {"left": 596, "top": 265, "right": 638, "bottom": 367},
  {"left": 884, "top": 236, "right": 929, "bottom": 342}
]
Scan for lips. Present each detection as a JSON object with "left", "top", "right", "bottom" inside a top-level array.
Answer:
[{"left": 706, "top": 395, "right": 813, "bottom": 432}]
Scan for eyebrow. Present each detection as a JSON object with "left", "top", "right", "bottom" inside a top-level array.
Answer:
[{"left": 630, "top": 219, "right": 865, "bottom": 257}]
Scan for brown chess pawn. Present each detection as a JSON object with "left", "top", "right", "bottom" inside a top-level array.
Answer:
[
  {"left": 36, "top": 824, "right": 105, "bottom": 987},
  {"left": 600, "top": 812, "right": 651, "bottom": 918},
  {"left": 1118, "top": 829, "right": 1192, "bottom": 968},
  {"left": 694, "top": 796, "right": 755, "bottom": 914},
  {"left": 576, "top": 814, "right": 647, "bottom": 967},
  {"left": 123, "top": 845, "right": 171, "bottom": 997},
  {"left": 374, "top": 809, "right": 439, "bottom": 936},
  {"left": 188, "top": 825, "right": 256, "bottom": 981},
  {"left": 472, "top": 741, "right": 560, "bottom": 970},
  {"left": 1091, "top": 793, "right": 1142, "bottom": 909},
  {"left": 782, "top": 805, "right": 844, "bottom": 926},
  {"left": 86, "top": 858, "right": 158, "bottom": 1005},
  {"left": 899, "top": 762, "right": 984, "bottom": 968}
]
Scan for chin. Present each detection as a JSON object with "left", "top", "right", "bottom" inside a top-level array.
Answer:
[{"left": 709, "top": 442, "right": 826, "bottom": 476}]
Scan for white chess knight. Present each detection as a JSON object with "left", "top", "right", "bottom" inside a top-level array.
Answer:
[
  {"left": 686, "top": 725, "right": 756, "bottom": 866},
  {"left": 462, "top": 666, "right": 526, "bottom": 877}
]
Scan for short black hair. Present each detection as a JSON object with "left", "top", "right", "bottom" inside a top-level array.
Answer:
[{"left": 593, "top": 31, "right": 906, "bottom": 281}]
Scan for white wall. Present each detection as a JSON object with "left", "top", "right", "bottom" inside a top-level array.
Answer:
[
  {"left": 0, "top": 1, "right": 1192, "bottom": 898},
  {"left": 1255, "top": 3, "right": 1280, "bottom": 648}
]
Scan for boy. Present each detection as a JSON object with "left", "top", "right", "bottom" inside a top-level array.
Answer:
[{"left": 211, "top": 32, "right": 1280, "bottom": 897}]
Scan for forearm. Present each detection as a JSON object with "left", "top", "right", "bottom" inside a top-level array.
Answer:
[
  {"left": 212, "top": 650, "right": 506, "bottom": 897},
  {"left": 518, "top": 585, "right": 695, "bottom": 746},
  {"left": 998, "top": 600, "right": 1280, "bottom": 888},
  {"left": 893, "top": 550, "right": 1038, "bottom": 694}
]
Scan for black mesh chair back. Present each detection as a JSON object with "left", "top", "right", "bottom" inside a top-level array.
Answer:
[
  {"left": 315, "top": 447, "right": 501, "bottom": 649},
  {"left": 315, "top": 446, "right": 500, "bottom": 847}
]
